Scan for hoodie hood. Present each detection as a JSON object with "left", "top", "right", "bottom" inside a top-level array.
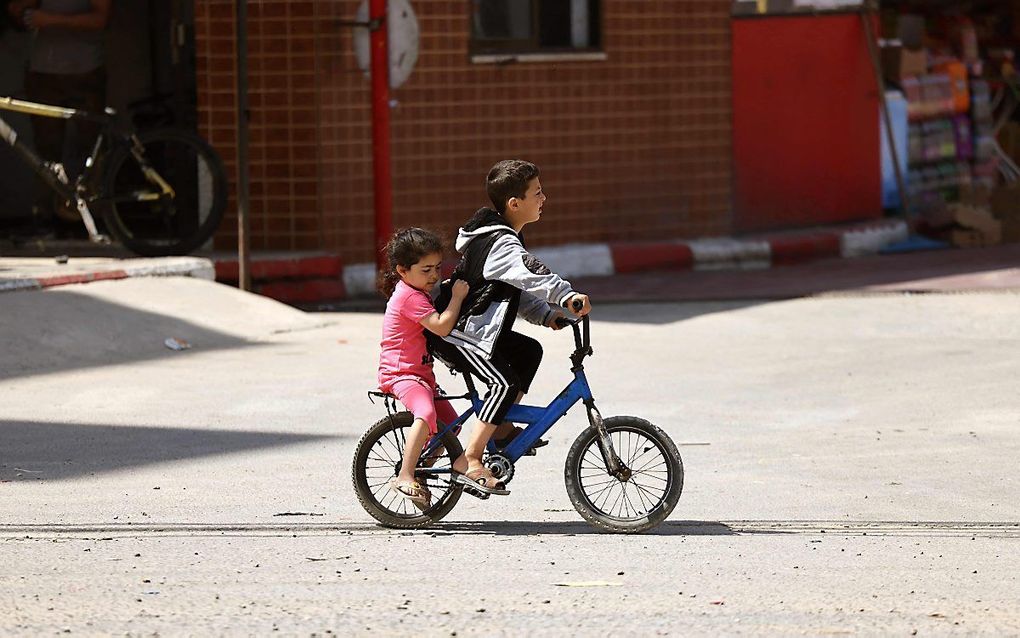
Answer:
[{"left": 456, "top": 208, "right": 516, "bottom": 252}]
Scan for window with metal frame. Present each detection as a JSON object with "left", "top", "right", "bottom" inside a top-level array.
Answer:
[{"left": 470, "top": 0, "right": 602, "bottom": 56}]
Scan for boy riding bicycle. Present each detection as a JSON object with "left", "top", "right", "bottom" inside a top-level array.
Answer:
[{"left": 430, "top": 159, "right": 591, "bottom": 496}]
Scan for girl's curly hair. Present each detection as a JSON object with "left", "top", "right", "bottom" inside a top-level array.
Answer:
[{"left": 377, "top": 227, "right": 445, "bottom": 297}]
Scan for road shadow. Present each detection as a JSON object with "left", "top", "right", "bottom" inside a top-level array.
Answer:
[
  {"left": 0, "top": 419, "right": 344, "bottom": 481},
  {"left": 431, "top": 520, "right": 751, "bottom": 536},
  {"left": 0, "top": 290, "right": 262, "bottom": 381}
]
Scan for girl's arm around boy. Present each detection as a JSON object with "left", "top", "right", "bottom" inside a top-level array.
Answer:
[{"left": 420, "top": 280, "right": 469, "bottom": 336}]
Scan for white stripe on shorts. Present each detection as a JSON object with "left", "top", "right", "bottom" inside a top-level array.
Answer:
[{"left": 460, "top": 346, "right": 510, "bottom": 423}]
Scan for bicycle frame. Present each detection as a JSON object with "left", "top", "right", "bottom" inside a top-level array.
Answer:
[{"left": 420, "top": 315, "right": 627, "bottom": 478}]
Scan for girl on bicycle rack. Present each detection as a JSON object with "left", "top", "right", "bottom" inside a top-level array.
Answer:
[{"left": 377, "top": 228, "right": 470, "bottom": 510}]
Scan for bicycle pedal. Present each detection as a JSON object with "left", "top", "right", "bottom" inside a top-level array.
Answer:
[{"left": 461, "top": 485, "right": 490, "bottom": 500}]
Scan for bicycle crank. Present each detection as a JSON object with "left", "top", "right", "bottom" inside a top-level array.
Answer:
[{"left": 485, "top": 453, "right": 515, "bottom": 484}]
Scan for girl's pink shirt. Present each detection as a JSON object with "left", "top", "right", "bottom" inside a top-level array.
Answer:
[{"left": 377, "top": 280, "right": 438, "bottom": 391}]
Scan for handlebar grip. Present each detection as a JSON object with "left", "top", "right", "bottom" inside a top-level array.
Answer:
[{"left": 571, "top": 297, "right": 584, "bottom": 312}]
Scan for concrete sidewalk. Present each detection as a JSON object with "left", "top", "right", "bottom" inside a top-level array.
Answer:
[{"left": 0, "top": 255, "right": 214, "bottom": 292}]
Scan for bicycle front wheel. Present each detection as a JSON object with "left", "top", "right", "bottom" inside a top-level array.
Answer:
[
  {"left": 564, "top": 416, "right": 683, "bottom": 533},
  {"left": 102, "top": 128, "right": 227, "bottom": 256}
]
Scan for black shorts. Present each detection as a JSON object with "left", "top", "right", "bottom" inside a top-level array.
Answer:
[{"left": 430, "top": 331, "right": 543, "bottom": 424}]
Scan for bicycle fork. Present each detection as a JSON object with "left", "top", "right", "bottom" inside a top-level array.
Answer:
[{"left": 584, "top": 399, "right": 632, "bottom": 481}]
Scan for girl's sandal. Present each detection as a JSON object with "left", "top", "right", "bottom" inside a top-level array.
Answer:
[
  {"left": 389, "top": 478, "right": 432, "bottom": 512},
  {"left": 452, "top": 468, "right": 510, "bottom": 496}
]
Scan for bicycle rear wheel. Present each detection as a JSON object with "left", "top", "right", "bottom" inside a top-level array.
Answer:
[
  {"left": 352, "top": 411, "right": 465, "bottom": 529},
  {"left": 564, "top": 416, "right": 683, "bottom": 533},
  {"left": 102, "top": 128, "right": 227, "bottom": 256}
]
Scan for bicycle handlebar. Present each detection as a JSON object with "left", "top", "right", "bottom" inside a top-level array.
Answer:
[{"left": 553, "top": 298, "right": 592, "bottom": 367}]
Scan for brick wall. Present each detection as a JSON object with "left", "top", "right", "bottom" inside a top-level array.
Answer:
[{"left": 196, "top": 1, "right": 733, "bottom": 264}]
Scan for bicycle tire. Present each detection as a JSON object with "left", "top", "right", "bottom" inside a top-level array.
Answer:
[
  {"left": 101, "top": 127, "right": 227, "bottom": 256},
  {"left": 352, "top": 411, "right": 465, "bottom": 529},
  {"left": 564, "top": 416, "right": 683, "bottom": 533}
]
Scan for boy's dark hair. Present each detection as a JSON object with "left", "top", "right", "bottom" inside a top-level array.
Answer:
[
  {"left": 378, "top": 227, "right": 445, "bottom": 297},
  {"left": 486, "top": 159, "right": 540, "bottom": 214}
]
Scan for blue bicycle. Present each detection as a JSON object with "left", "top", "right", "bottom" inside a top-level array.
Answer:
[{"left": 352, "top": 315, "right": 684, "bottom": 533}]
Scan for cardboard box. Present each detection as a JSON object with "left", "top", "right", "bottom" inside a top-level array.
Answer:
[
  {"left": 882, "top": 45, "right": 927, "bottom": 82},
  {"left": 898, "top": 14, "right": 925, "bottom": 50},
  {"left": 997, "top": 122, "right": 1020, "bottom": 166},
  {"left": 959, "top": 182, "right": 992, "bottom": 207},
  {"left": 949, "top": 203, "right": 998, "bottom": 234},
  {"left": 946, "top": 202, "right": 1002, "bottom": 246},
  {"left": 990, "top": 184, "right": 1020, "bottom": 243},
  {"left": 950, "top": 224, "right": 1000, "bottom": 247},
  {"left": 950, "top": 227, "right": 999, "bottom": 248}
]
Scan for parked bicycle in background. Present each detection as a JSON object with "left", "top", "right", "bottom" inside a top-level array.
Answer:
[{"left": 0, "top": 95, "right": 227, "bottom": 256}]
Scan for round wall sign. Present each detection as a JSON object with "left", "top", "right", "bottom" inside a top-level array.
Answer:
[{"left": 353, "top": 0, "right": 420, "bottom": 90}]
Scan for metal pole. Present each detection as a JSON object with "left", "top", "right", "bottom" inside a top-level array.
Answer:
[
  {"left": 235, "top": 0, "right": 252, "bottom": 291},
  {"left": 370, "top": 0, "right": 392, "bottom": 274},
  {"left": 861, "top": 8, "right": 910, "bottom": 216}
]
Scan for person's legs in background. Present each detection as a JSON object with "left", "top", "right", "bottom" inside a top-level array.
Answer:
[
  {"left": 23, "top": 67, "right": 106, "bottom": 237},
  {"left": 24, "top": 70, "right": 67, "bottom": 234}
]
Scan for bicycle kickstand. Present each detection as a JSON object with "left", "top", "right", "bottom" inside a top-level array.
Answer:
[{"left": 74, "top": 197, "right": 110, "bottom": 244}]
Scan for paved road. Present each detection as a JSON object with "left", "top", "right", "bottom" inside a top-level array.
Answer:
[{"left": 2, "top": 277, "right": 1019, "bottom": 634}]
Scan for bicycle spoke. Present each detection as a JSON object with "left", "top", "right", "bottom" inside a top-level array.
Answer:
[
  {"left": 586, "top": 477, "right": 621, "bottom": 505},
  {"left": 631, "top": 479, "right": 654, "bottom": 513},
  {"left": 632, "top": 469, "right": 669, "bottom": 483},
  {"left": 367, "top": 451, "right": 395, "bottom": 465},
  {"left": 617, "top": 482, "right": 630, "bottom": 518},
  {"left": 387, "top": 429, "right": 405, "bottom": 458},
  {"left": 623, "top": 483, "right": 640, "bottom": 517},
  {"left": 374, "top": 437, "right": 397, "bottom": 463},
  {"left": 632, "top": 478, "right": 663, "bottom": 508},
  {"left": 632, "top": 481, "right": 665, "bottom": 509},
  {"left": 627, "top": 444, "right": 661, "bottom": 468},
  {"left": 582, "top": 447, "right": 602, "bottom": 468},
  {"left": 581, "top": 478, "right": 618, "bottom": 492},
  {"left": 633, "top": 456, "right": 667, "bottom": 474},
  {"left": 604, "top": 482, "right": 625, "bottom": 516}
]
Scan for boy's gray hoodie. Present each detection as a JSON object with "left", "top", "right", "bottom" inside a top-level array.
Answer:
[{"left": 437, "top": 208, "right": 575, "bottom": 358}]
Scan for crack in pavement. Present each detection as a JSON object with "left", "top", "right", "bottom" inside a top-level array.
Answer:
[{"left": 2, "top": 519, "right": 1019, "bottom": 539}]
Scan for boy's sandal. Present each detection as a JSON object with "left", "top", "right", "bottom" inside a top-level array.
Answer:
[
  {"left": 451, "top": 468, "right": 510, "bottom": 496},
  {"left": 494, "top": 425, "right": 549, "bottom": 455},
  {"left": 389, "top": 478, "right": 432, "bottom": 512}
]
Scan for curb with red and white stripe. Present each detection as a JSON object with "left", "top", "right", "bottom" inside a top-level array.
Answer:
[
  {"left": 0, "top": 220, "right": 909, "bottom": 302},
  {"left": 0, "top": 257, "right": 215, "bottom": 293},
  {"left": 342, "top": 220, "right": 909, "bottom": 297}
]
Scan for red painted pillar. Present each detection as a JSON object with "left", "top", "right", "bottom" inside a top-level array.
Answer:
[{"left": 370, "top": 0, "right": 392, "bottom": 273}]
